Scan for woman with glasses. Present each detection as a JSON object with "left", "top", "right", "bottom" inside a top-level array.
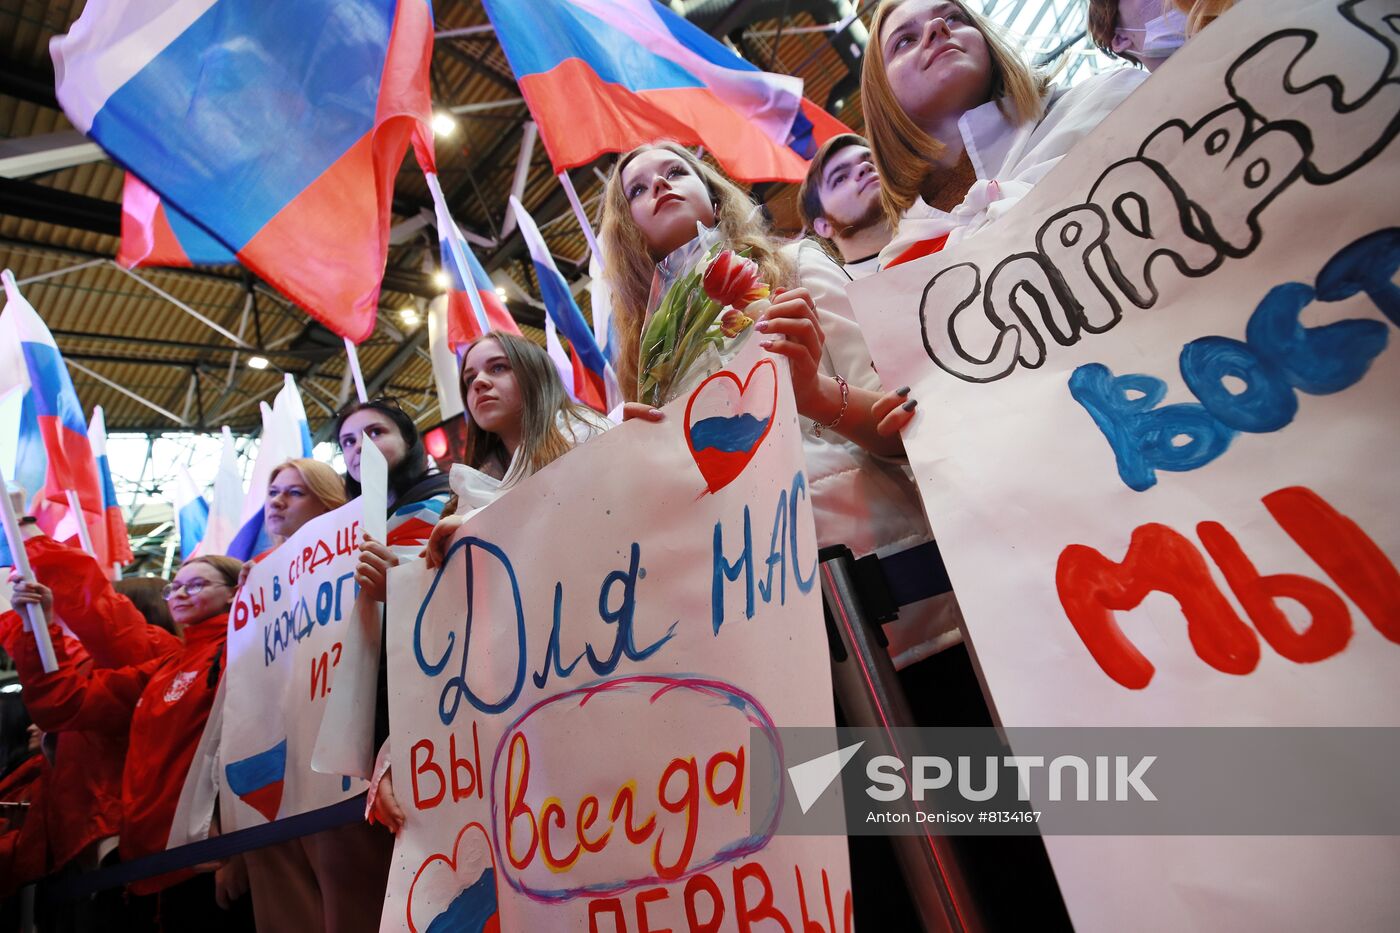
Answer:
[{"left": 6, "top": 555, "right": 252, "bottom": 929}]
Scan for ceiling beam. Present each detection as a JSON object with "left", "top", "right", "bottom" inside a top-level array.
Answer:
[
  {"left": 0, "top": 130, "right": 106, "bottom": 179},
  {"left": 0, "top": 59, "right": 59, "bottom": 109}
]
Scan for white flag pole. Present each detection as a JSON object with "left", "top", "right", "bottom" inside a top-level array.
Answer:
[
  {"left": 64, "top": 489, "right": 97, "bottom": 557},
  {"left": 343, "top": 337, "right": 369, "bottom": 403},
  {"left": 556, "top": 171, "right": 601, "bottom": 260},
  {"left": 0, "top": 473, "right": 58, "bottom": 673}
]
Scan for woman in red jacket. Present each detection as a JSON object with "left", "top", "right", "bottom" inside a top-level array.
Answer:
[{"left": 8, "top": 554, "right": 251, "bottom": 930}]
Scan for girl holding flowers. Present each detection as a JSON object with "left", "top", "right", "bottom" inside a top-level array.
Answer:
[{"left": 600, "top": 143, "right": 954, "bottom": 670}]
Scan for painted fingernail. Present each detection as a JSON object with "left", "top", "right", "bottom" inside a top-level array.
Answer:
[
  {"left": 902, "top": 399, "right": 917, "bottom": 411},
  {"left": 650, "top": 409, "right": 664, "bottom": 419},
  {"left": 755, "top": 320, "right": 770, "bottom": 332},
  {"left": 760, "top": 339, "right": 775, "bottom": 349},
  {"left": 896, "top": 386, "right": 911, "bottom": 397}
]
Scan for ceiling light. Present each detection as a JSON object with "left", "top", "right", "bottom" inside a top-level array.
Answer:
[
  {"left": 0, "top": 683, "right": 21, "bottom": 694},
  {"left": 247, "top": 355, "right": 269, "bottom": 370},
  {"left": 433, "top": 270, "right": 450, "bottom": 290},
  {"left": 400, "top": 308, "right": 421, "bottom": 327},
  {"left": 494, "top": 286, "right": 508, "bottom": 299},
  {"left": 431, "top": 111, "right": 458, "bottom": 137}
]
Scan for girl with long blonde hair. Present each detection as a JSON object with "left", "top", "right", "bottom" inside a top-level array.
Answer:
[{"left": 862, "top": 0, "right": 1146, "bottom": 267}]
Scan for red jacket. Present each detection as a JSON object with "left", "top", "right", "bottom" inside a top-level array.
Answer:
[
  {"left": 26, "top": 536, "right": 181, "bottom": 666},
  {"left": 0, "top": 541, "right": 183, "bottom": 877},
  {"left": 8, "top": 613, "right": 228, "bottom": 893},
  {"left": 4, "top": 541, "right": 223, "bottom": 893},
  {"left": 0, "top": 755, "right": 47, "bottom": 895}
]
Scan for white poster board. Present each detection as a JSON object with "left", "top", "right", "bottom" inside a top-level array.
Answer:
[
  {"left": 848, "top": 1, "right": 1400, "bottom": 929},
  {"left": 220, "top": 501, "right": 368, "bottom": 828},
  {"left": 384, "top": 341, "right": 851, "bottom": 932}
]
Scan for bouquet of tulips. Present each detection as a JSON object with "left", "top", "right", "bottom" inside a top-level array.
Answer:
[{"left": 637, "top": 225, "right": 772, "bottom": 408}]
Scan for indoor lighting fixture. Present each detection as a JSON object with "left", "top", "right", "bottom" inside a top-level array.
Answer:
[
  {"left": 431, "top": 111, "right": 458, "bottom": 137},
  {"left": 433, "top": 270, "right": 450, "bottom": 289},
  {"left": 400, "top": 308, "right": 421, "bottom": 327},
  {"left": 247, "top": 355, "right": 269, "bottom": 370},
  {"left": 494, "top": 286, "right": 508, "bottom": 299}
]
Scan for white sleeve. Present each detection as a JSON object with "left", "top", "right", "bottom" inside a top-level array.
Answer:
[{"left": 792, "top": 241, "right": 884, "bottom": 393}]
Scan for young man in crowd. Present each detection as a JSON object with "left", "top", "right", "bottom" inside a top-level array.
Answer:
[{"left": 797, "top": 133, "right": 892, "bottom": 278}]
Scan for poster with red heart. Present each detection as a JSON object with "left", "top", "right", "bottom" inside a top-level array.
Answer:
[{"left": 382, "top": 340, "right": 851, "bottom": 932}]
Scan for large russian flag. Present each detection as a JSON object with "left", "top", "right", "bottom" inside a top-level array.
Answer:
[
  {"left": 0, "top": 272, "right": 103, "bottom": 531},
  {"left": 481, "top": 0, "right": 847, "bottom": 184},
  {"left": 51, "top": 0, "right": 435, "bottom": 342},
  {"left": 88, "top": 406, "right": 133, "bottom": 567},
  {"left": 425, "top": 174, "right": 521, "bottom": 350},
  {"left": 510, "top": 197, "right": 609, "bottom": 411},
  {"left": 116, "top": 173, "right": 238, "bottom": 269}
]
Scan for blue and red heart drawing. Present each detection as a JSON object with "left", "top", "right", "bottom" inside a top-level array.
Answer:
[{"left": 684, "top": 359, "right": 778, "bottom": 495}]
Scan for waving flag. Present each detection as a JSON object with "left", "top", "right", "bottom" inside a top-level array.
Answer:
[
  {"left": 87, "top": 406, "right": 133, "bottom": 568},
  {"left": 51, "top": 0, "right": 435, "bottom": 342},
  {"left": 117, "top": 173, "right": 238, "bottom": 269},
  {"left": 482, "top": 0, "right": 849, "bottom": 184},
  {"left": 0, "top": 272, "right": 103, "bottom": 537},
  {"left": 510, "top": 197, "right": 608, "bottom": 411},
  {"left": 227, "top": 376, "right": 313, "bottom": 560},
  {"left": 425, "top": 174, "right": 521, "bottom": 349},
  {"left": 203, "top": 426, "right": 244, "bottom": 556},
  {"left": 172, "top": 464, "right": 209, "bottom": 562}
]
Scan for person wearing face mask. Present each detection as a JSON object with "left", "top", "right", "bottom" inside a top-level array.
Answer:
[
  {"left": 5, "top": 556, "right": 253, "bottom": 928},
  {"left": 368, "top": 332, "right": 611, "bottom": 834},
  {"left": 1086, "top": 0, "right": 1190, "bottom": 71},
  {"left": 864, "top": 0, "right": 1147, "bottom": 268}
]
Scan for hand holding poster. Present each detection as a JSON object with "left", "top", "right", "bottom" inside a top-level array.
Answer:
[
  {"left": 848, "top": 1, "right": 1399, "bottom": 928},
  {"left": 384, "top": 340, "right": 851, "bottom": 932},
  {"left": 221, "top": 501, "right": 368, "bottom": 828}
]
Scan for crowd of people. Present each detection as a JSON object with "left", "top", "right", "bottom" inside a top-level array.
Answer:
[{"left": 0, "top": 0, "right": 1233, "bottom": 929}]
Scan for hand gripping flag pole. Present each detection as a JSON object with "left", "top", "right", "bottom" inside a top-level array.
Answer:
[{"left": 0, "top": 470, "right": 58, "bottom": 673}]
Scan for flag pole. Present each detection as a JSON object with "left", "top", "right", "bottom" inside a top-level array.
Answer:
[
  {"left": 343, "top": 337, "right": 369, "bottom": 403},
  {"left": 0, "top": 474, "right": 58, "bottom": 673},
  {"left": 556, "top": 171, "right": 601, "bottom": 260},
  {"left": 64, "top": 489, "right": 97, "bottom": 557}
]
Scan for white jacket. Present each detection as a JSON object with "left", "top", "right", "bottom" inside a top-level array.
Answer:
[
  {"left": 448, "top": 408, "right": 614, "bottom": 518},
  {"left": 880, "top": 67, "right": 1148, "bottom": 266},
  {"left": 789, "top": 239, "right": 963, "bottom": 666}
]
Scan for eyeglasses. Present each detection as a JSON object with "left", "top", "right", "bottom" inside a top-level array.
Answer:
[{"left": 162, "top": 580, "right": 231, "bottom": 601}]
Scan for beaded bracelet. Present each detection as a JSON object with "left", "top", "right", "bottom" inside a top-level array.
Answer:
[{"left": 813, "top": 374, "right": 849, "bottom": 438}]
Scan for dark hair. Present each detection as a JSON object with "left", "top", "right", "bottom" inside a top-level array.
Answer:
[
  {"left": 114, "top": 577, "right": 179, "bottom": 635},
  {"left": 333, "top": 399, "right": 431, "bottom": 502},
  {"left": 797, "top": 133, "right": 870, "bottom": 231}
]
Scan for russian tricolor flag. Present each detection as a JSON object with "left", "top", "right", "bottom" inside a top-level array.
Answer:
[
  {"left": 482, "top": 0, "right": 849, "bottom": 184},
  {"left": 116, "top": 173, "right": 238, "bottom": 269},
  {"left": 225, "top": 739, "right": 287, "bottom": 823},
  {"left": 0, "top": 271, "right": 103, "bottom": 538},
  {"left": 425, "top": 174, "right": 521, "bottom": 350},
  {"left": 510, "top": 197, "right": 609, "bottom": 412},
  {"left": 227, "top": 375, "right": 312, "bottom": 560},
  {"left": 172, "top": 464, "right": 209, "bottom": 562},
  {"left": 88, "top": 406, "right": 133, "bottom": 568},
  {"left": 52, "top": 0, "right": 436, "bottom": 342}
]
